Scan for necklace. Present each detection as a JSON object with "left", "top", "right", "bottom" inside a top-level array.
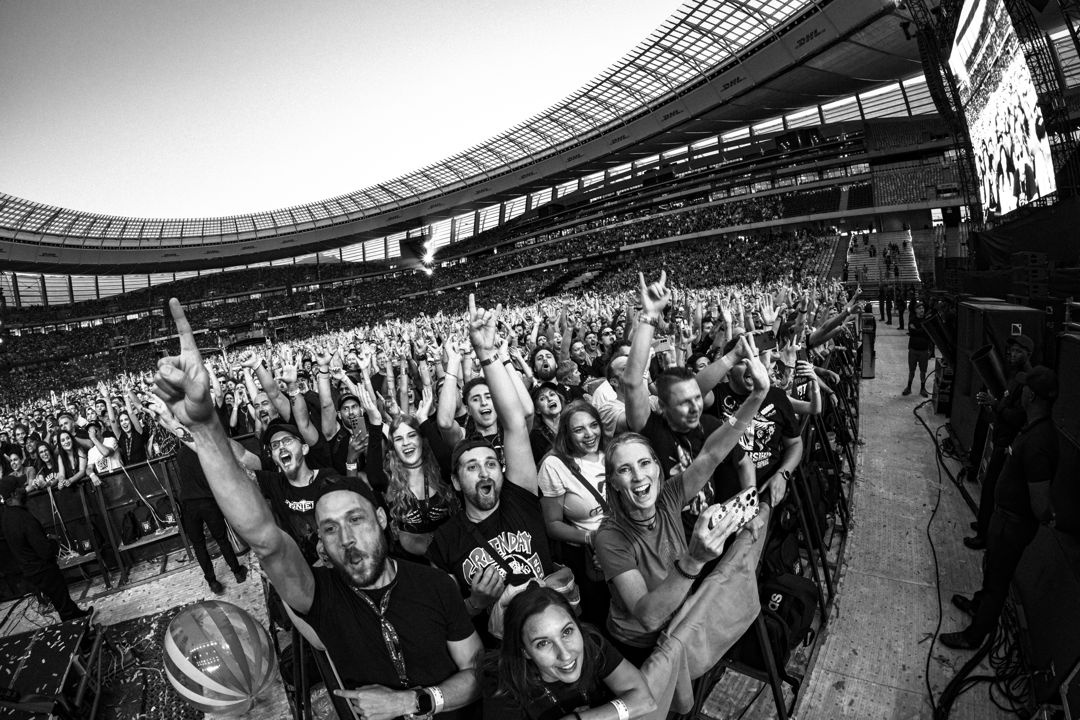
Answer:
[{"left": 627, "top": 512, "right": 658, "bottom": 531}]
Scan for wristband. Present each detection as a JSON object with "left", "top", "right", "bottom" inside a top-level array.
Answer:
[
  {"left": 427, "top": 686, "right": 444, "bottom": 714},
  {"left": 638, "top": 313, "right": 659, "bottom": 327},
  {"left": 286, "top": 389, "right": 300, "bottom": 398},
  {"left": 502, "top": 359, "right": 513, "bottom": 366},
  {"left": 478, "top": 356, "right": 496, "bottom": 368},
  {"left": 673, "top": 558, "right": 701, "bottom": 580},
  {"left": 611, "top": 698, "right": 630, "bottom": 720},
  {"left": 344, "top": 462, "right": 358, "bottom": 471}
]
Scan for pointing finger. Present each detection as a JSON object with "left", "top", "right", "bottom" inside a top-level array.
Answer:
[
  {"left": 169, "top": 298, "right": 199, "bottom": 356},
  {"left": 468, "top": 293, "right": 477, "bottom": 318},
  {"left": 659, "top": 269, "right": 667, "bottom": 288}
]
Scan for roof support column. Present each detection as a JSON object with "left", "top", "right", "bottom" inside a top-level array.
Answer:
[
  {"left": 67, "top": 276, "right": 74, "bottom": 306},
  {"left": 525, "top": 194, "right": 533, "bottom": 212},
  {"left": 473, "top": 210, "right": 481, "bottom": 237},
  {"left": 39, "top": 275, "right": 47, "bottom": 307},
  {"left": 94, "top": 275, "right": 100, "bottom": 301},
  {"left": 11, "top": 275, "right": 21, "bottom": 309},
  {"left": 450, "top": 216, "right": 459, "bottom": 243},
  {"left": 498, "top": 201, "right": 507, "bottom": 226}
]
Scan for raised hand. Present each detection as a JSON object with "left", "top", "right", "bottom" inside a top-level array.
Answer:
[
  {"left": 638, "top": 270, "right": 671, "bottom": 318},
  {"left": 468, "top": 294, "right": 500, "bottom": 355},
  {"left": 743, "top": 335, "right": 771, "bottom": 392},
  {"left": 779, "top": 337, "right": 801, "bottom": 368},
  {"left": 314, "top": 347, "right": 333, "bottom": 369},
  {"left": 415, "top": 385, "right": 434, "bottom": 419},
  {"left": 238, "top": 349, "right": 262, "bottom": 370},
  {"left": 151, "top": 299, "right": 217, "bottom": 429}
]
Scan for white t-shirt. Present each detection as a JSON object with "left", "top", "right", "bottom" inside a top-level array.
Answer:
[
  {"left": 537, "top": 453, "right": 607, "bottom": 533},
  {"left": 596, "top": 395, "right": 659, "bottom": 439},
  {"left": 591, "top": 381, "right": 617, "bottom": 406},
  {"left": 87, "top": 437, "right": 122, "bottom": 475}
]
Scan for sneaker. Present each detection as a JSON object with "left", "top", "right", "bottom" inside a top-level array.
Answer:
[
  {"left": 209, "top": 579, "right": 225, "bottom": 595},
  {"left": 963, "top": 536, "right": 986, "bottom": 550},
  {"left": 902, "top": 388, "right": 912, "bottom": 396},
  {"left": 920, "top": 388, "right": 929, "bottom": 398},
  {"left": 940, "top": 630, "right": 983, "bottom": 650},
  {"left": 234, "top": 566, "right": 248, "bottom": 583}
]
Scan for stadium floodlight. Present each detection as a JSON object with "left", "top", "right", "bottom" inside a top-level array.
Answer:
[
  {"left": 422, "top": 267, "right": 433, "bottom": 276},
  {"left": 423, "top": 250, "right": 435, "bottom": 264}
]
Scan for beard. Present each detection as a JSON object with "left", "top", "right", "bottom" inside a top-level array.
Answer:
[
  {"left": 464, "top": 478, "right": 500, "bottom": 513},
  {"left": 328, "top": 531, "right": 389, "bottom": 588},
  {"left": 535, "top": 366, "right": 556, "bottom": 381}
]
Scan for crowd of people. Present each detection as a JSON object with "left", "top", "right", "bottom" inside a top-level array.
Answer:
[{"left": 1, "top": 229, "right": 867, "bottom": 718}]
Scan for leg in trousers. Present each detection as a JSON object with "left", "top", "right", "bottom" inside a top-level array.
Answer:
[
  {"left": 975, "top": 446, "right": 1007, "bottom": 539},
  {"left": 181, "top": 498, "right": 217, "bottom": 582},
  {"left": 966, "top": 509, "right": 1038, "bottom": 642},
  {"left": 25, "top": 565, "right": 83, "bottom": 621},
  {"left": 201, "top": 499, "right": 243, "bottom": 576}
]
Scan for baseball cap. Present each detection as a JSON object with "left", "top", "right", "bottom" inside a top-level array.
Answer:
[
  {"left": 263, "top": 421, "right": 305, "bottom": 447},
  {"left": 337, "top": 394, "right": 361, "bottom": 411},
  {"left": 530, "top": 381, "right": 565, "bottom": 402},
  {"left": 0, "top": 475, "right": 26, "bottom": 499},
  {"left": 1016, "top": 366, "right": 1058, "bottom": 400},
  {"left": 1006, "top": 335, "right": 1035, "bottom": 354},
  {"left": 311, "top": 474, "right": 381, "bottom": 516}
]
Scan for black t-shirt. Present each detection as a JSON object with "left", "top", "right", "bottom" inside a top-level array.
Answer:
[
  {"left": 118, "top": 429, "right": 147, "bottom": 466},
  {"left": 427, "top": 481, "right": 555, "bottom": 595},
  {"left": 256, "top": 468, "right": 339, "bottom": 566},
  {"left": 995, "top": 417, "right": 1058, "bottom": 522},
  {"left": 174, "top": 443, "right": 214, "bottom": 502},
  {"left": 907, "top": 317, "right": 932, "bottom": 352},
  {"left": 297, "top": 561, "right": 477, "bottom": 719},
  {"left": 639, "top": 411, "right": 740, "bottom": 532},
  {"left": 483, "top": 630, "right": 623, "bottom": 720},
  {"left": 710, "top": 385, "right": 800, "bottom": 484}
]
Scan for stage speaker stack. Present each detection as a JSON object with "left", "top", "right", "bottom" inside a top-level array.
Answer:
[{"left": 950, "top": 299, "right": 1045, "bottom": 453}]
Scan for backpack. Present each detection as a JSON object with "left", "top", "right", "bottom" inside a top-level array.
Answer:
[
  {"left": 133, "top": 507, "right": 157, "bottom": 537},
  {"left": 761, "top": 527, "right": 801, "bottom": 579},
  {"left": 120, "top": 511, "right": 142, "bottom": 545},
  {"left": 154, "top": 497, "right": 177, "bottom": 526},
  {"left": 731, "top": 573, "right": 819, "bottom": 672}
]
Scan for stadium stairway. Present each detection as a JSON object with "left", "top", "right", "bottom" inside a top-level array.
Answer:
[{"left": 845, "top": 230, "right": 920, "bottom": 289}]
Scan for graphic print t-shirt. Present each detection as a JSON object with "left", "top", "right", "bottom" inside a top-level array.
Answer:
[
  {"left": 427, "top": 482, "right": 554, "bottom": 594},
  {"left": 710, "top": 385, "right": 799, "bottom": 482}
]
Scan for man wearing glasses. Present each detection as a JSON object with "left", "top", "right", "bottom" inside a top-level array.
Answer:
[{"left": 151, "top": 300, "right": 483, "bottom": 720}]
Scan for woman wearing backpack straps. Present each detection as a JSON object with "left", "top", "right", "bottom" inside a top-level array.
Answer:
[{"left": 537, "top": 400, "right": 611, "bottom": 626}]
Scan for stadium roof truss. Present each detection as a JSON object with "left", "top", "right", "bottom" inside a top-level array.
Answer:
[{"left": 0, "top": 0, "right": 930, "bottom": 270}]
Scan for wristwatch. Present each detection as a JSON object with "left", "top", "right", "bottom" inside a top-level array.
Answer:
[{"left": 413, "top": 688, "right": 435, "bottom": 716}]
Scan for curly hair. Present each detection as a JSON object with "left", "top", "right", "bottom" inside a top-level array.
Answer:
[{"left": 383, "top": 415, "right": 459, "bottom": 528}]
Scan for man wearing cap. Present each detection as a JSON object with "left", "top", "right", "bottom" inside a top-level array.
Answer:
[
  {"left": 313, "top": 347, "right": 369, "bottom": 477},
  {"left": 149, "top": 299, "right": 483, "bottom": 720},
  {"left": 966, "top": 334, "right": 1034, "bottom": 550},
  {"left": 0, "top": 476, "right": 92, "bottom": 623},
  {"left": 942, "top": 366, "right": 1058, "bottom": 650},
  {"left": 428, "top": 296, "right": 553, "bottom": 645}
]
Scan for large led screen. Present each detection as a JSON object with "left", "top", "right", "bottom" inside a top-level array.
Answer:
[{"left": 949, "top": 0, "right": 1056, "bottom": 218}]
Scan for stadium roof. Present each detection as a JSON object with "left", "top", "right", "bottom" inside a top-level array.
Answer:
[{"left": 0, "top": 0, "right": 923, "bottom": 271}]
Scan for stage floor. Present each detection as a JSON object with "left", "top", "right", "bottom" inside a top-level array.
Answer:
[{"left": 0, "top": 314, "right": 1016, "bottom": 719}]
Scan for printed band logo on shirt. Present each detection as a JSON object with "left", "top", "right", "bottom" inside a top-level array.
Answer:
[
  {"left": 462, "top": 531, "right": 544, "bottom": 585},
  {"left": 285, "top": 498, "right": 315, "bottom": 513}
]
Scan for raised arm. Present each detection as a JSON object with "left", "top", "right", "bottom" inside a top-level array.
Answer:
[
  {"left": 313, "top": 348, "right": 340, "bottom": 441},
  {"left": 280, "top": 350, "right": 319, "bottom": 446},
  {"left": 241, "top": 349, "right": 291, "bottom": 421},
  {"left": 435, "top": 338, "right": 466, "bottom": 446},
  {"left": 152, "top": 299, "right": 314, "bottom": 614},
  {"left": 468, "top": 295, "right": 537, "bottom": 495},
  {"left": 622, "top": 270, "right": 669, "bottom": 432},
  {"left": 680, "top": 335, "right": 770, "bottom": 501}
]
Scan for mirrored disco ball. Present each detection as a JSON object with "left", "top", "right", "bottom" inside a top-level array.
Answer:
[{"left": 163, "top": 600, "right": 278, "bottom": 715}]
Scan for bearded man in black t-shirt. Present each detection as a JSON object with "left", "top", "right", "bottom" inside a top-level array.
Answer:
[
  {"left": 428, "top": 297, "right": 553, "bottom": 644},
  {"left": 150, "top": 299, "right": 483, "bottom": 720}
]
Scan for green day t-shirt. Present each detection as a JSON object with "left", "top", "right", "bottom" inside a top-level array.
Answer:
[{"left": 427, "top": 481, "right": 555, "bottom": 593}]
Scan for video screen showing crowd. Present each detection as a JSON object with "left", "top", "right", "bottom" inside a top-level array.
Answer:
[{"left": 1, "top": 259, "right": 872, "bottom": 719}]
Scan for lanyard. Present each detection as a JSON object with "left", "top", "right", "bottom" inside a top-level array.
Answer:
[{"left": 350, "top": 580, "right": 409, "bottom": 688}]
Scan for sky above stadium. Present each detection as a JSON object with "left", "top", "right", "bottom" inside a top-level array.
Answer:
[{"left": 0, "top": 1, "right": 676, "bottom": 219}]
